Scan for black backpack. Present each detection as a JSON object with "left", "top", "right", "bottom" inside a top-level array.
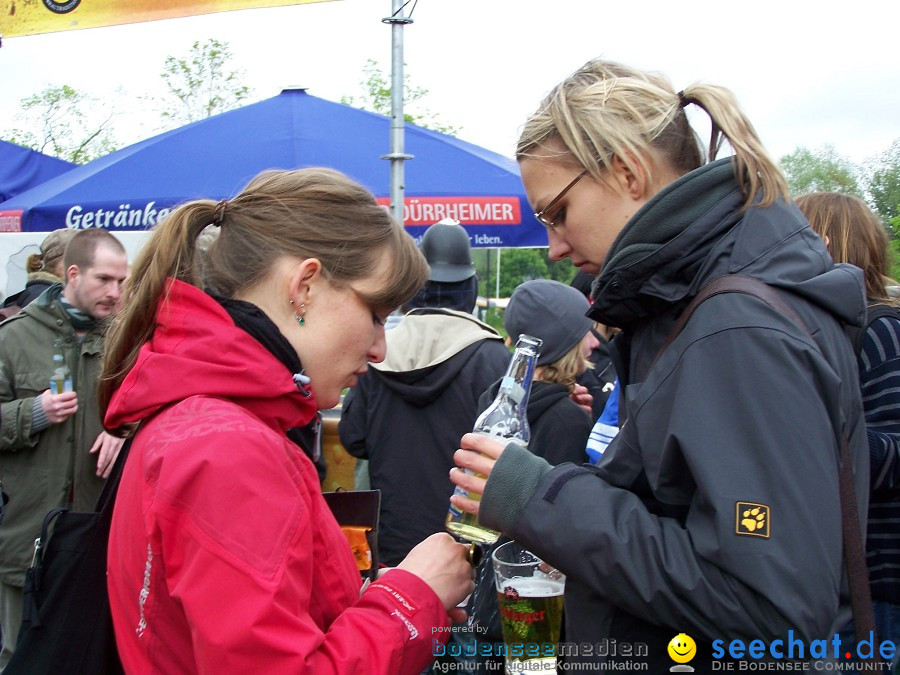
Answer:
[{"left": 4, "top": 438, "right": 132, "bottom": 675}]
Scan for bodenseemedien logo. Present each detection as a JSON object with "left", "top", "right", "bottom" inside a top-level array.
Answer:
[{"left": 669, "top": 633, "right": 697, "bottom": 672}]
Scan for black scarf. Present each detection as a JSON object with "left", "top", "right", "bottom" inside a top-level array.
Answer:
[
  {"left": 48, "top": 284, "right": 98, "bottom": 331},
  {"left": 211, "top": 293, "right": 304, "bottom": 381}
]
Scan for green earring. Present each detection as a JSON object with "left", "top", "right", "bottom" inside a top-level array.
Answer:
[{"left": 289, "top": 299, "right": 306, "bottom": 327}]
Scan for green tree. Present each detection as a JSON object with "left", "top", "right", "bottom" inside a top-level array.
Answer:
[
  {"left": 888, "top": 238, "right": 900, "bottom": 282},
  {"left": 156, "top": 39, "right": 252, "bottom": 126},
  {"left": 5, "top": 84, "right": 118, "bottom": 164},
  {"left": 865, "top": 138, "right": 900, "bottom": 231},
  {"left": 779, "top": 145, "right": 862, "bottom": 197},
  {"left": 496, "top": 248, "right": 548, "bottom": 297},
  {"left": 341, "top": 59, "right": 459, "bottom": 135},
  {"left": 474, "top": 247, "right": 577, "bottom": 299}
]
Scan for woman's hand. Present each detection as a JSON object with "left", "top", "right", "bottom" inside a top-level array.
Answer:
[
  {"left": 569, "top": 383, "right": 593, "bottom": 417},
  {"left": 448, "top": 433, "right": 507, "bottom": 517},
  {"left": 90, "top": 431, "right": 126, "bottom": 478},
  {"left": 396, "top": 532, "right": 475, "bottom": 622}
]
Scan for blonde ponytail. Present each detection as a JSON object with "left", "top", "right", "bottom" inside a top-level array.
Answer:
[{"left": 679, "top": 84, "right": 788, "bottom": 208}]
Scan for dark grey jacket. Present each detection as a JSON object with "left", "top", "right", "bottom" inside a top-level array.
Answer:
[{"left": 479, "top": 160, "right": 868, "bottom": 671}]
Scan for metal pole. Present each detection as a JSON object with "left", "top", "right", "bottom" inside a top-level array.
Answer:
[
  {"left": 495, "top": 247, "right": 501, "bottom": 300},
  {"left": 381, "top": 1, "right": 414, "bottom": 226}
]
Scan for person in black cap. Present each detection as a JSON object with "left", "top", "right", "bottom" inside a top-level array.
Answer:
[{"left": 338, "top": 218, "right": 511, "bottom": 567}]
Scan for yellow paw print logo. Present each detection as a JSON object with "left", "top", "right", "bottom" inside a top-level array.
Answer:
[
  {"left": 735, "top": 502, "right": 770, "bottom": 538},
  {"left": 742, "top": 507, "right": 765, "bottom": 531}
]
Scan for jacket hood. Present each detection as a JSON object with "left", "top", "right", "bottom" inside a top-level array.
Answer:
[
  {"left": 590, "top": 158, "right": 865, "bottom": 329},
  {"left": 373, "top": 308, "right": 503, "bottom": 372},
  {"left": 370, "top": 309, "right": 504, "bottom": 407},
  {"left": 105, "top": 279, "right": 317, "bottom": 432},
  {"left": 13, "top": 283, "right": 67, "bottom": 328}
]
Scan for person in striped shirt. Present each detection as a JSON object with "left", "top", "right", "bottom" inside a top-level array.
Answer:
[{"left": 798, "top": 191, "right": 900, "bottom": 673}]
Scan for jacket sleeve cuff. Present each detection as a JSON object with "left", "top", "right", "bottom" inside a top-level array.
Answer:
[
  {"left": 362, "top": 568, "right": 450, "bottom": 672},
  {"left": 479, "top": 442, "right": 553, "bottom": 534},
  {"left": 31, "top": 397, "right": 50, "bottom": 435}
]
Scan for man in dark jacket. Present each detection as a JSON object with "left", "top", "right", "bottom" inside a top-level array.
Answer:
[{"left": 339, "top": 219, "right": 510, "bottom": 566}]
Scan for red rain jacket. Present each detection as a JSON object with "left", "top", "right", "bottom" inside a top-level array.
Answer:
[{"left": 105, "top": 280, "right": 448, "bottom": 674}]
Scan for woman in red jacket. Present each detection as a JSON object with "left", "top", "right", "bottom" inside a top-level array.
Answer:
[{"left": 99, "top": 168, "right": 474, "bottom": 674}]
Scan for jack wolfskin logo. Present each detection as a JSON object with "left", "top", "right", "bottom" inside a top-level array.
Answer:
[{"left": 736, "top": 502, "right": 770, "bottom": 538}]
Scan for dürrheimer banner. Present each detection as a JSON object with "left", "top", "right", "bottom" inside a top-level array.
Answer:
[
  {"left": 0, "top": 195, "right": 530, "bottom": 247},
  {"left": 0, "top": 90, "right": 548, "bottom": 248}
]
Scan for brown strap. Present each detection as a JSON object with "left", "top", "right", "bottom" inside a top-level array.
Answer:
[
  {"left": 839, "top": 436, "right": 876, "bottom": 644},
  {"left": 658, "top": 275, "right": 876, "bottom": 643}
]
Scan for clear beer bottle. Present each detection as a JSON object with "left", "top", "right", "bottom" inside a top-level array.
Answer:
[
  {"left": 49, "top": 340, "right": 72, "bottom": 394},
  {"left": 445, "top": 334, "right": 542, "bottom": 545}
]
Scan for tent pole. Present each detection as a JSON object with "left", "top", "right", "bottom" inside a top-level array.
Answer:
[
  {"left": 496, "top": 247, "right": 501, "bottom": 299},
  {"left": 382, "top": 1, "right": 414, "bottom": 227}
]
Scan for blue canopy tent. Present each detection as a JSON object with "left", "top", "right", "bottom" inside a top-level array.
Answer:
[
  {"left": 0, "top": 140, "right": 75, "bottom": 212},
  {"left": 0, "top": 89, "right": 547, "bottom": 248}
]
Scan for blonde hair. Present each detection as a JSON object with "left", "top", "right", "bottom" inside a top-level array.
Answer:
[
  {"left": 537, "top": 340, "right": 591, "bottom": 392},
  {"left": 517, "top": 59, "right": 788, "bottom": 210},
  {"left": 795, "top": 192, "right": 897, "bottom": 305},
  {"left": 100, "top": 168, "right": 428, "bottom": 419}
]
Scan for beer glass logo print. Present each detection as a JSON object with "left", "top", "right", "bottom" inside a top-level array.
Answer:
[
  {"left": 503, "top": 586, "right": 519, "bottom": 602},
  {"left": 668, "top": 632, "right": 697, "bottom": 672}
]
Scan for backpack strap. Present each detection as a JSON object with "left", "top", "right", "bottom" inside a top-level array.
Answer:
[
  {"left": 657, "top": 274, "right": 876, "bottom": 644},
  {"left": 853, "top": 303, "right": 900, "bottom": 355}
]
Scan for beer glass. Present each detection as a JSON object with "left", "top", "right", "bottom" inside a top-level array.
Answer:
[{"left": 492, "top": 541, "right": 565, "bottom": 674}]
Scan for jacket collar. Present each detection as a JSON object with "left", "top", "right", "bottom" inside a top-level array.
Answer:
[{"left": 589, "top": 159, "right": 741, "bottom": 327}]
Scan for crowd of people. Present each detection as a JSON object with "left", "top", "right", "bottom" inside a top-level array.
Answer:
[{"left": 0, "top": 56, "right": 896, "bottom": 674}]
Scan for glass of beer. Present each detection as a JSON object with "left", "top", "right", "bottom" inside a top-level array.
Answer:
[{"left": 491, "top": 541, "right": 565, "bottom": 674}]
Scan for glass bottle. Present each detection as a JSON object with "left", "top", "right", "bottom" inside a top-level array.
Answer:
[
  {"left": 445, "top": 334, "right": 542, "bottom": 545},
  {"left": 49, "top": 341, "right": 72, "bottom": 394}
]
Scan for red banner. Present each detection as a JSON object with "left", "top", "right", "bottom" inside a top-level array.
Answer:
[
  {"left": 0, "top": 211, "right": 23, "bottom": 233},
  {"left": 1, "top": 0, "right": 337, "bottom": 38},
  {"left": 375, "top": 196, "right": 523, "bottom": 227}
]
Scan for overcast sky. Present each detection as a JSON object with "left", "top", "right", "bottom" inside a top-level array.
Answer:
[{"left": 1, "top": 0, "right": 898, "bottom": 166}]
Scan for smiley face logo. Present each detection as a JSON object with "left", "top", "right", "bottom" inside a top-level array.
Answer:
[{"left": 667, "top": 633, "right": 696, "bottom": 664}]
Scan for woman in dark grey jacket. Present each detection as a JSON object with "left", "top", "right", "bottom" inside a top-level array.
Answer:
[{"left": 449, "top": 59, "right": 869, "bottom": 673}]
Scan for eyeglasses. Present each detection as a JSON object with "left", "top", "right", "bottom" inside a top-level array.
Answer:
[{"left": 533, "top": 169, "right": 588, "bottom": 230}]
